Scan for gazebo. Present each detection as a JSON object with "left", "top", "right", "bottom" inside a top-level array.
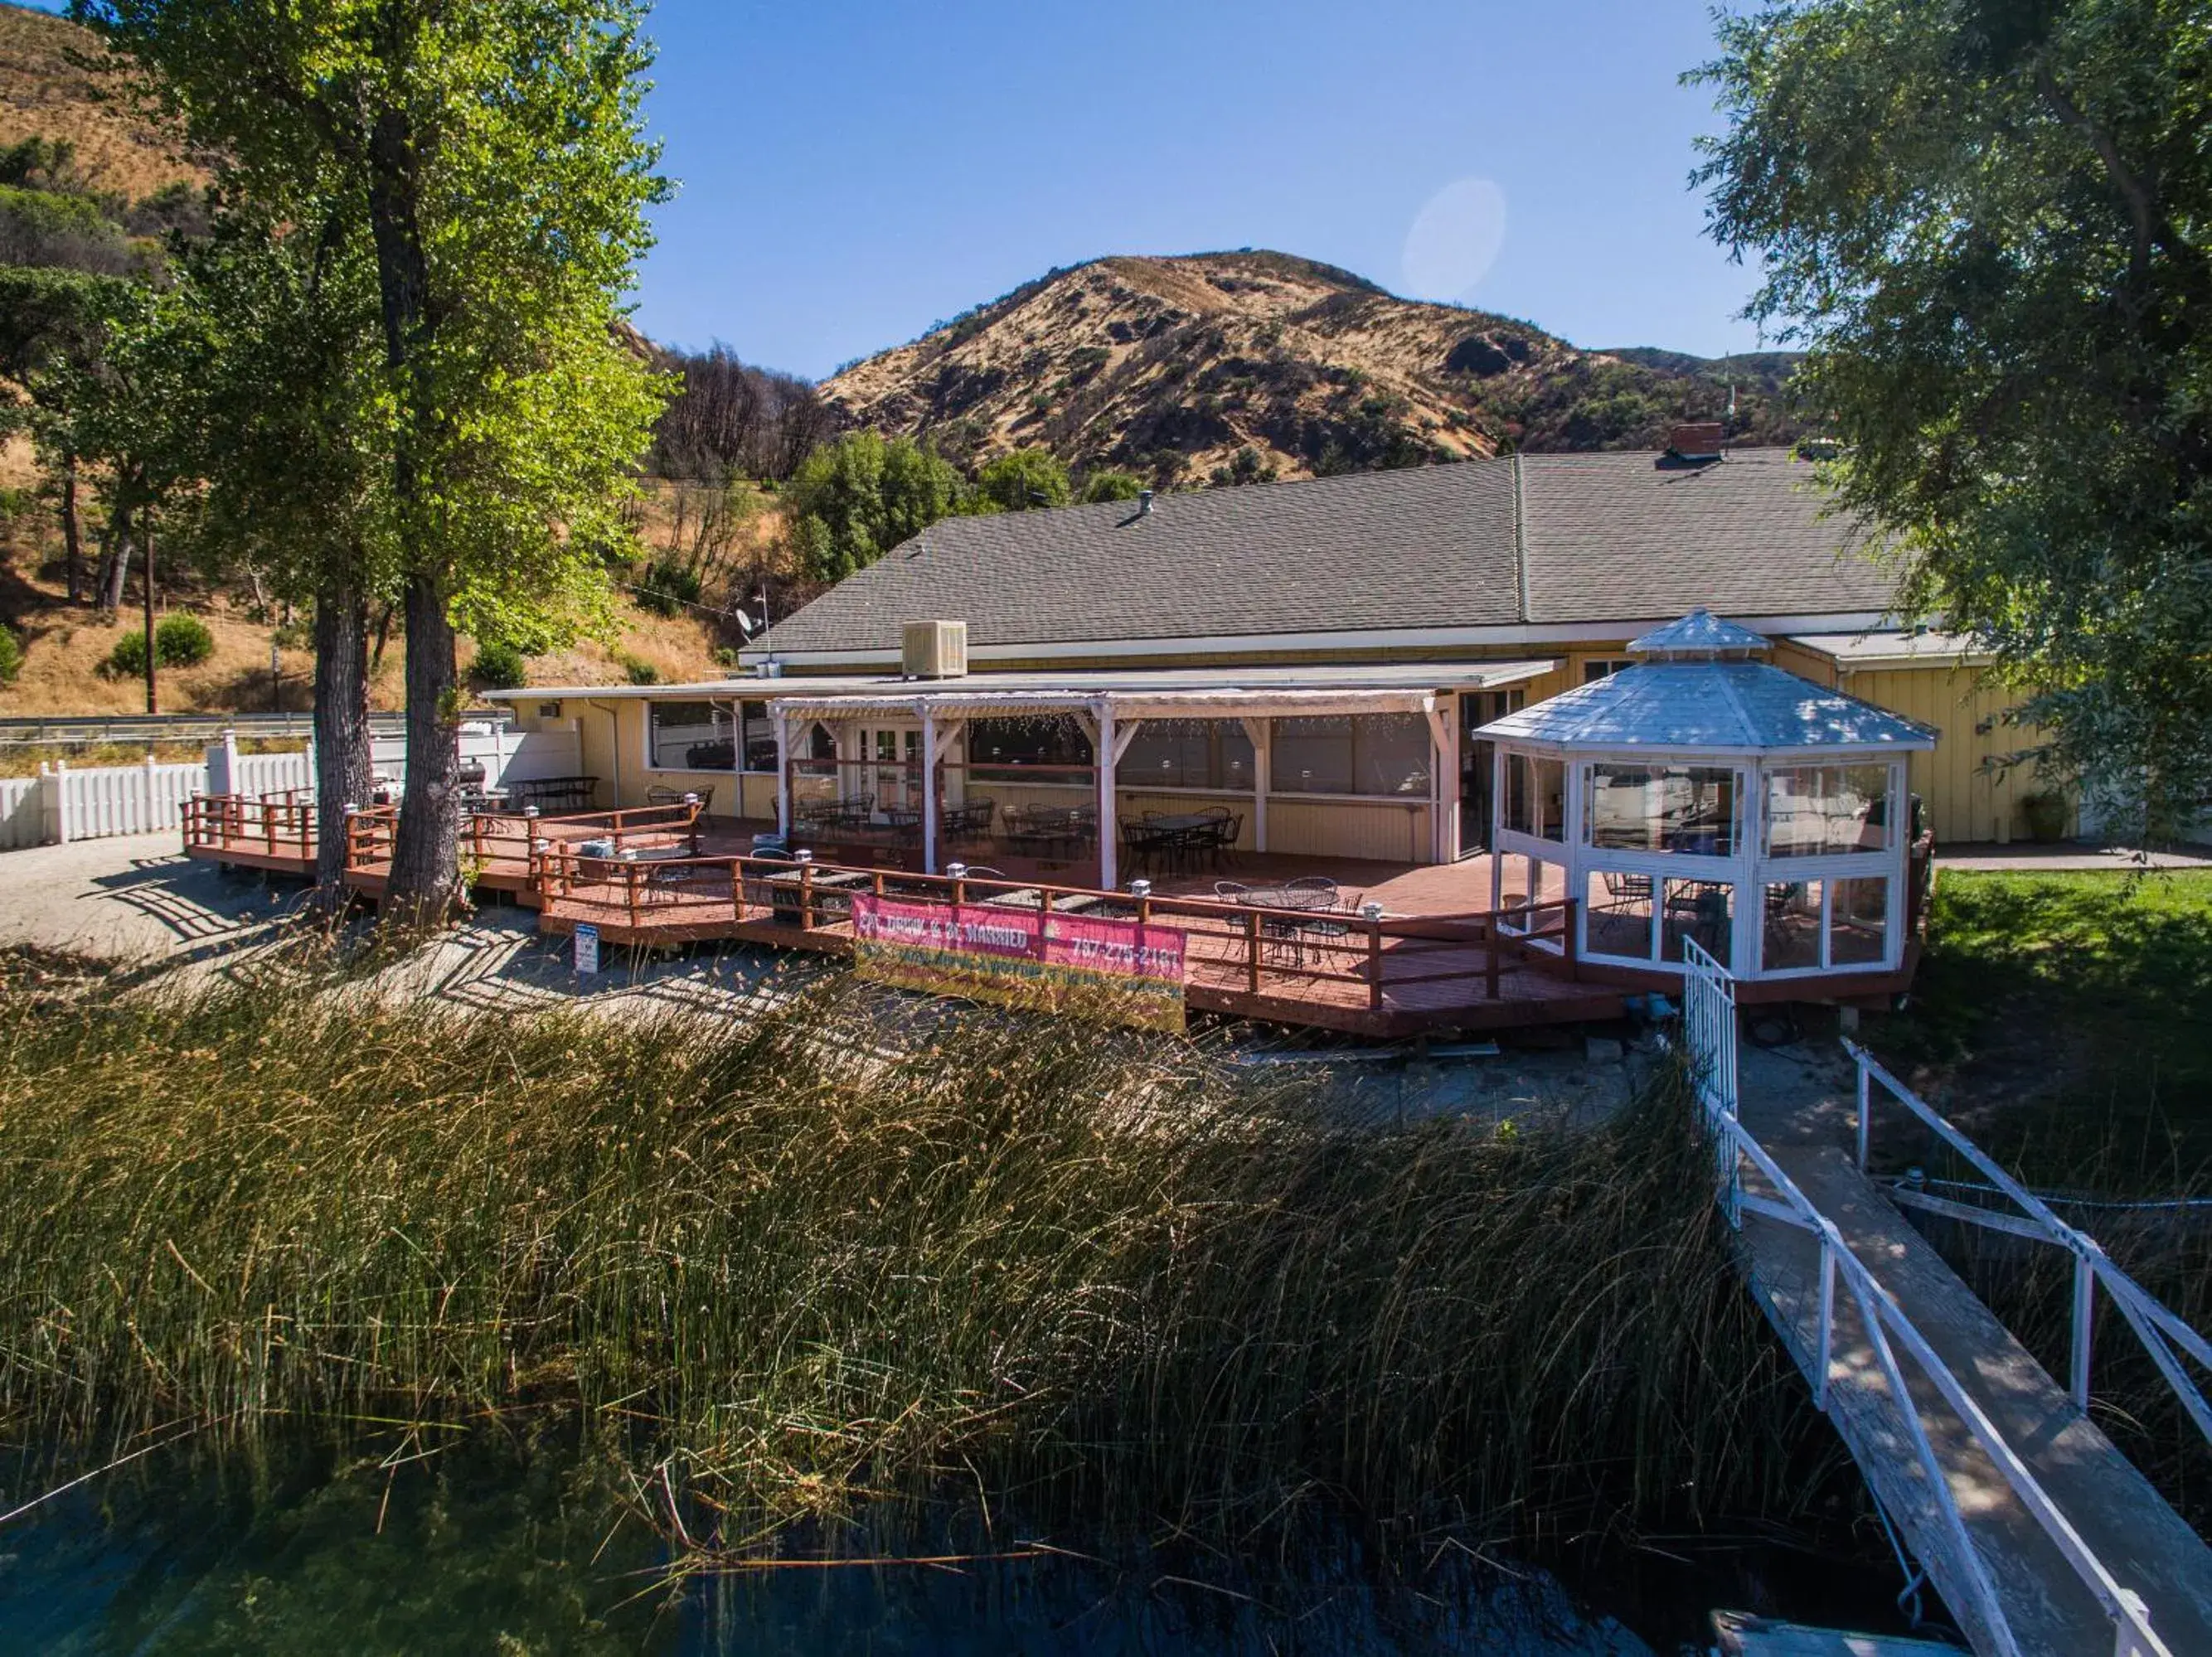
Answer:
[{"left": 1474, "top": 611, "right": 1936, "bottom": 987}]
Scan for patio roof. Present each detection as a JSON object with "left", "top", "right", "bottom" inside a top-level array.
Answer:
[
  {"left": 1474, "top": 660, "right": 1937, "bottom": 754},
  {"left": 486, "top": 659, "right": 1559, "bottom": 706}
]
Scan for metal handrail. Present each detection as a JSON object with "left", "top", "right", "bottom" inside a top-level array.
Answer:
[
  {"left": 1699, "top": 1084, "right": 2171, "bottom": 1655},
  {"left": 1847, "top": 1039, "right": 2212, "bottom": 1446}
]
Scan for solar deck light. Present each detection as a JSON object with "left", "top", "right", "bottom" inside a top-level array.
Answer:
[
  {"left": 946, "top": 862, "right": 968, "bottom": 879},
  {"left": 1128, "top": 879, "right": 1152, "bottom": 899},
  {"left": 793, "top": 849, "right": 813, "bottom": 865},
  {"left": 1361, "top": 901, "right": 1385, "bottom": 922}
]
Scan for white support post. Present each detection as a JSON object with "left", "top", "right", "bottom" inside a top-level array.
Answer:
[
  {"left": 1855, "top": 1057, "right": 1872, "bottom": 1170},
  {"left": 1240, "top": 718, "right": 1269, "bottom": 854},
  {"left": 1816, "top": 1238, "right": 1836, "bottom": 1412},
  {"left": 1423, "top": 698, "right": 1451, "bottom": 865},
  {"left": 773, "top": 707, "right": 791, "bottom": 837},
  {"left": 921, "top": 706, "right": 939, "bottom": 875},
  {"left": 2072, "top": 1254, "right": 2095, "bottom": 1411},
  {"left": 1095, "top": 700, "right": 1117, "bottom": 889}
]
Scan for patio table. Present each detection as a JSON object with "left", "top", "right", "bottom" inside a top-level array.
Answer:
[{"left": 1235, "top": 884, "right": 1351, "bottom": 969}]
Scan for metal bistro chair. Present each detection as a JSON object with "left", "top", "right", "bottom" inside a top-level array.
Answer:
[
  {"left": 646, "top": 783, "right": 714, "bottom": 815},
  {"left": 1119, "top": 816, "right": 1162, "bottom": 878}
]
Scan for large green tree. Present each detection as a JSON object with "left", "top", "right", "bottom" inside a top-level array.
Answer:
[
  {"left": 783, "top": 431, "right": 967, "bottom": 584},
  {"left": 1694, "top": 0, "right": 2212, "bottom": 841},
  {"left": 82, "top": 0, "right": 670, "bottom": 918}
]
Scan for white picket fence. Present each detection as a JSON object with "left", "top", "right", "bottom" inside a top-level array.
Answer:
[{"left": 0, "top": 719, "right": 580, "bottom": 853}]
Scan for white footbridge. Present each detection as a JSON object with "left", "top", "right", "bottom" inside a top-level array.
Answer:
[{"left": 1679, "top": 940, "right": 2212, "bottom": 1657}]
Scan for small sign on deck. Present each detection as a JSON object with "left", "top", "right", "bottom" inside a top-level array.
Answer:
[{"left": 574, "top": 923, "right": 600, "bottom": 976}]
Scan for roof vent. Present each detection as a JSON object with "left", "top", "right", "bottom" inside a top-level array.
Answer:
[
  {"left": 1666, "top": 422, "right": 1725, "bottom": 463},
  {"left": 901, "top": 620, "right": 968, "bottom": 680},
  {"left": 1138, "top": 488, "right": 1153, "bottom": 516}
]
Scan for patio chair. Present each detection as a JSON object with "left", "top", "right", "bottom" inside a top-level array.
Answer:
[
  {"left": 1119, "top": 816, "right": 1163, "bottom": 877},
  {"left": 1600, "top": 870, "right": 1653, "bottom": 909},
  {"left": 646, "top": 783, "right": 713, "bottom": 815}
]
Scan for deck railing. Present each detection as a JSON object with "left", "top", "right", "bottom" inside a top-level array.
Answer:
[
  {"left": 342, "top": 800, "right": 703, "bottom": 884},
  {"left": 184, "top": 790, "right": 318, "bottom": 860},
  {"left": 528, "top": 850, "right": 1580, "bottom": 1009}
]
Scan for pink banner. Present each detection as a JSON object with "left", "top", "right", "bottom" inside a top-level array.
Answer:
[{"left": 850, "top": 894, "right": 1186, "bottom": 983}]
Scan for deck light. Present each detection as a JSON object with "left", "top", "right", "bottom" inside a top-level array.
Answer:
[
  {"left": 1360, "top": 901, "right": 1385, "bottom": 922},
  {"left": 946, "top": 862, "right": 968, "bottom": 879},
  {"left": 793, "top": 849, "right": 813, "bottom": 865},
  {"left": 1129, "top": 879, "right": 1152, "bottom": 899}
]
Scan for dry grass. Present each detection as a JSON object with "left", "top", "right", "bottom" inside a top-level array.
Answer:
[
  {"left": 0, "top": 949, "right": 1839, "bottom": 1557},
  {"left": 0, "top": 1, "right": 205, "bottom": 201}
]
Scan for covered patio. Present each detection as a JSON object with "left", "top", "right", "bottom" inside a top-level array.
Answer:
[{"left": 753, "top": 660, "right": 1555, "bottom": 889}]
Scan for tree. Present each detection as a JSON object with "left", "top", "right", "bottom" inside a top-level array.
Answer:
[
  {"left": 84, "top": 1, "right": 671, "bottom": 918},
  {"left": 1693, "top": 0, "right": 2212, "bottom": 841},
  {"left": 973, "top": 447, "right": 1070, "bottom": 513},
  {"left": 783, "top": 431, "right": 965, "bottom": 584},
  {"left": 1077, "top": 468, "right": 1144, "bottom": 504}
]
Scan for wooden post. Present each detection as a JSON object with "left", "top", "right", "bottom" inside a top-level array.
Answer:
[
  {"left": 626, "top": 863, "right": 639, "bottom": 932},
  {"left": 1367, "top": 916, "right": 1384, "bottom": 1010},
  {"left": 1245, "top": 909, "right": 1262, "bottom": 994},
  {"left": 921, "top": 707, "right": 940, "bottom": 875},
  {"left": 1241, "top": 718, "right": 1269, "bottom": 854},
  {"left": 774, "top": 708, "right": 792, "bottom": 838},
  {"left": 1094, "top": 700, "right": 1118, "bottom": 890},
  {"left": 800, "top": 862, "right": 815, "bottom": 929},
  {"left": 1562, "top": 897, "right": 1580, "bottom": 981},
  {"left": 1484, "top": 917, "right": 1501, "bottom": 1000}
]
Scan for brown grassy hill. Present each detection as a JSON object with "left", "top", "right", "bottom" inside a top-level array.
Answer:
[
  {"left": 822, "top": 250, "right": 1804, "bottom": 487},
  {"left": 0, "top": 2, "right": 202, "bottom": 199}
]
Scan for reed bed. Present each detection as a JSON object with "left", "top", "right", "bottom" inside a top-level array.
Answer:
[{"left": 0, "top": 947, "right": 1836, "bottom": 1554}]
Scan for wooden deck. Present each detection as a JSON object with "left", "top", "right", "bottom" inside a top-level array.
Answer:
[{"left": 182, "top": 793, "right": 318, "bottom": 879}]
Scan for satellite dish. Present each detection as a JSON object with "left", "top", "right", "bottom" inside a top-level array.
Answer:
[{"left": 732, "top": 608, "right": 754, "bottom": 637}]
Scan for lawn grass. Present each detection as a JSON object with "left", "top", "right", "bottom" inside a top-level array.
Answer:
[
  {"left": 1878, "top": 869, "right": 2212, "bottom": 1184},
  {"left": 0, "top": 946, "right": 1841, "bottom": 1564}
]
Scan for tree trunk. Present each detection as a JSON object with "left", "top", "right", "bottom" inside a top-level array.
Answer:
[
  {"left": 140, "top": 520, "right": 157, "bottom": 715},
  {"left": 96, "top": 503, "right": 132, "bottom": 613},
  {"left": 60, "top": 463, "right": 82, "bottom": 604},
  {"left": 386, "top": 574, "right": 459, "bottom": 925},
  {"left": 313, "top": 580, "right": 374, "bottom": 889}
]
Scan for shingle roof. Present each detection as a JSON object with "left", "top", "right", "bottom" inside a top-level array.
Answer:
[
  {"left": 1475, "top": 661, "right": 1936, "bottom": 753},
  {"left": 1517, "top": 451, "right": 1893, "bottom": 624},
  {"left": 752, "top": 448, "right": 1894, "bottom": 659}
]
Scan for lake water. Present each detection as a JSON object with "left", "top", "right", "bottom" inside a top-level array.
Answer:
[{"left": 0, "top": 1435, "right": 1911, "bottom": 1655}]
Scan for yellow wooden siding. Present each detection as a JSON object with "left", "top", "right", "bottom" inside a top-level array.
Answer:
[
  {"left": 1770, "top": 641, "right": 1839, "bottom": 685},
  {"left": 1840, "top": 665, "right": 2045, "bottom": 844},
  {"left": 1267, "top": 799, "right": 1433, "bottom": 862}
]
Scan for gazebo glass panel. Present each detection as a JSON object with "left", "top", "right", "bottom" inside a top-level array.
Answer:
[
  {"left": 1584, "top": 763, "right": 1739, "bottom": 855},
  {"left": 1762, "top": 879, "right": 1823, "bottom": 971},
  {"left": 1584, "top": 869, "right": 1657, "bottom": 961},
  {"left": 1118, "top": 719, "right": 1254, "bottom": 791},
  {"left": 1506, "top": 753, "right": 1565, "bottom": 840},
  {"left": 1765, "top": 764, "right": 1893, "bottom": 858},
  {"left": 1830, "top": 876, "right": 1889, "bottom": 967},
  {"left": 1662, "top": 878, "right": 1734, "bottom": 967}
]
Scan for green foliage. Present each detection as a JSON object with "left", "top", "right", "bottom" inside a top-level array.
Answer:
[
  {"left": 101, "top": 613, "right": 212, "bottom": 676},
  {"left": 783, "top": 430, "right": 966, "bottom": 584},
  {"left": 1693, "top": 0, "right": 2212, "bottom": 841},
  {"left": 1078, "top": 468, "right": 1144, "bottom": 503},
  {"left": 0, "top": 623, "right": 20, "bottom": 685},
  {"left": 0, "top": 181, "right": 133, "bottom": 275},
  {"left": 973, "top": 446, "right": 1070, "bottom": 512},
  {"left": 633, "top": 555, "right": 701, "bottom": 618},
  {"left": 153, "top": 611, "right": 211, "bottom": 666},
  {"left": 468, "top": 639, "right": 526, "bottom": 690},
  {"left": 618, "top": 652, "right": 659, "bottom": 686}
]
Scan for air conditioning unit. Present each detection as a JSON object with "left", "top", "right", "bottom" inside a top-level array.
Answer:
[{"left": 901, "top": 620, "right": 968, "bottom": 679}]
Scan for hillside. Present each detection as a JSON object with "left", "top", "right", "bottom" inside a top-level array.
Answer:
[
  {"left": 0, "top": 2, "right": 201, "bottom": 200},
  {"left": 820, "top": 251, "right": 1808, "bottom": 487}
]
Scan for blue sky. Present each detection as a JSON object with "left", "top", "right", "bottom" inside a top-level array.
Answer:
[{"left": 27, "top": 1, "right": 1766, "bottom": 379}]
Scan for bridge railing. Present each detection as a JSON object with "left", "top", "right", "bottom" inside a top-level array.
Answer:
[
  {"left": 1846, "top": 1039, "right": 2212, "bottom": 1447},
  {"left": 1680, "top": 941, "right": 2171, "bottom": 1657}
]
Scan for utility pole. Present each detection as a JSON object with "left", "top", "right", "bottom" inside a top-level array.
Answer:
[{"left": 141, "top": 518, "right": 157, "bottom": 715}]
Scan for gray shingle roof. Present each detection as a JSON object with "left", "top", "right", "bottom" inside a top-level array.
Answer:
[
  {"left": 1475, "top": 661, "right": 1936, "bottom": 753},
  {"left": 1518, "top": 451, "right": 1892, "bottom": 624},
  {"left": 753, "top": 448, "right": 1894, "bottom": 659}
]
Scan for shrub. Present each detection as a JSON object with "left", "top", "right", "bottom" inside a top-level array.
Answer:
[
  {"left": 619, "top": 652, "right": 659, "bottom": 686},
  {"left": 0, "top": 623, "right": 20, "bottom": 685},
  {"left": 154, "top": 613, "right": 214, "bottom": 667},
  {"left": 634, "top": 555, "right": 701, "bottom": 618},
  {"left": 103, "top": 628, "right": 148, "bottom": 678},
  {"left": 469, "top": 640, "right": 527, "bottom": 690}
]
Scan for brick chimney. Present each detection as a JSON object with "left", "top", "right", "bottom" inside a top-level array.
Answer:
[{"left": 1667, "top": 421, "right": 1724, "bottom": 461}]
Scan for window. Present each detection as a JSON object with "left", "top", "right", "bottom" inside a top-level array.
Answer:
[
  {"left": 1584, "top": 763, "right": 1739, "bottom": 855},
  {"left": 1585, "top": 869, "right": 1657, "bottom": 961},
  {"left": 1583, "top": 658, "right": 1632, "bottom": 683},
  {"left": 536, "top": 701, "right": 562, "bottom": 720},
  {"left": 1663, "top": 879, "right": 1734, "bottom": 968},
  {"left": 1758, "top": 876, "right": 1890, "bottom": 972},
  {"left": 1830, "top": 876, "right": 1889, "bottom": 967},
  {"left": 739, "top": 701, "right": 778, "bottom": 772},
  {"left": 1761, "top": 879, "right": 1824, "bottom": 971},
  {"left": 968, "top": 715, "right": 1093, "bottom": 782},
  {"left": 1272, "top": 714, "right": 1432, "bottom": 797},
  {"left": 1504, "top": 753, "right": 1565, "bottom": 840},
  {"left": 648, "top": 700, "right": 733, "bottom": 770},
  {"left": 1117, "top": 719, "right": 1255, "bottom": 791},
  {"left": 1765, "top": 764, "right": 1894, "bottom": 858}
]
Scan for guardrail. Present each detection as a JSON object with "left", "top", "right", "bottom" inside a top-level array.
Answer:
[
  {"left": 1847, "top": 1039, "right": 2212, "bottom": 1446},
  {"left": 0, "top": 713, "right": 419, "bottom": 746},
  {"left": 1681, "top": 938, "right": 2171, "bottom": 1657}
]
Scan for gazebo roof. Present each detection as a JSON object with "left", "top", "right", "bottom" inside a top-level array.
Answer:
[
  {"left": 1476, "top": 660, "right": 1936, "bottom": 753},
  {"left": 1627, "top": 608, "right": 1773, "bottom": 658}
]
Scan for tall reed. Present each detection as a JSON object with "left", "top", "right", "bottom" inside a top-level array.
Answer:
[{"left": 0, "top": 947, "right": 1836, "bottom": 1553}]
